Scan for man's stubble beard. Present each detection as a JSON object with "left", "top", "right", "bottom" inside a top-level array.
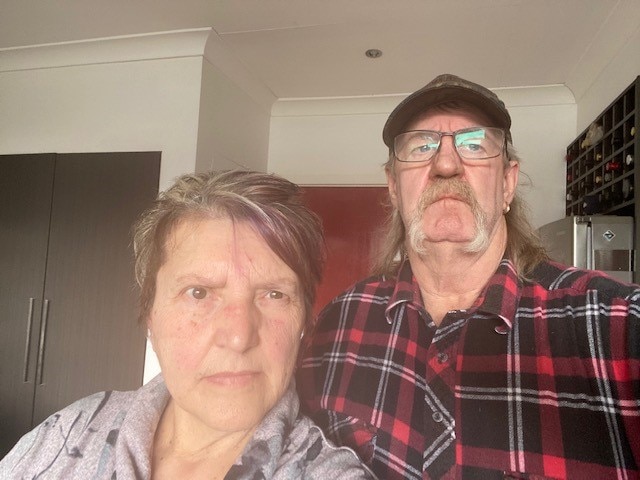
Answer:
[{"left": 407, "top": 179, "right": 490, "bottom": 256}]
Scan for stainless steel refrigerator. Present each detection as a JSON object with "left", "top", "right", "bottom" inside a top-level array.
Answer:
[{"left": 537, "top": 215, "right": 634, "bottom": 283}]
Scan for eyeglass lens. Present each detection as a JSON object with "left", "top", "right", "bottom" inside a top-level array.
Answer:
[{"left": 394, "top": 127, "right": 504, "bottom": 162}]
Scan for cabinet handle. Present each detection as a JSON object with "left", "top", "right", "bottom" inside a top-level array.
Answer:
[
  {"left": 35, "top": 299, "right": 50, "bottom": 386},
  {"left": 22, "top": 298, "right": 36, "bottom": 382}
]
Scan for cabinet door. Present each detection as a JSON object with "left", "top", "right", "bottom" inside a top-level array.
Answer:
[
  {"left": 0, "top": 154, "right": 56, "bottom": 456},
  {"left": 31, "top": 152, "right": 160, "bottom": 425}
]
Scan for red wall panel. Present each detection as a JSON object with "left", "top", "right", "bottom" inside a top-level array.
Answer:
[{"left": 301, "top": 186, "right": 390, "bottom": 316}]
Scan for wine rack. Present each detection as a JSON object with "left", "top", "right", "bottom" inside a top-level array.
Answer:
[
  {"left": 565, "top": 76, "right": 638, "bottom": 218},
  {"left": 565, "top": 76, "right": 640, "bottom": 282}
]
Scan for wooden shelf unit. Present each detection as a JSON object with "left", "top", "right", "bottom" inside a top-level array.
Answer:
[
  {"left": 565, "top": 77, "right": 638, "bottom": 217},
  {"left": 564, "top": 76, "right": 639, "bottom": 281}
]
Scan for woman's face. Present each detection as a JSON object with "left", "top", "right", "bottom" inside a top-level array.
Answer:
[{"left": 148, "top": 216, "right": 305, "bottom": 437}]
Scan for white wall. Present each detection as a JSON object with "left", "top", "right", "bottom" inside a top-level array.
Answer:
[
  {"left": 269, "top": 96, "right": 395, "bottom": 185},
  {"left": 195, "top": 58, "right": 272, "bottom": 173},
  {"left": 0, "top": 49, "right": 203, "bottom": 191},
  {"left": 269, "top": 86, "right": 575, "bottom": 229},
  {"left": 499, "top": 87, "right": 577, "bottom": 228},
  {"left": 573, "top": 14, "right": 640, "bottom": 132}
]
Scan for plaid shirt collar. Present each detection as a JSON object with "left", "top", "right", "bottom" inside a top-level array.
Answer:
[{"left": 385, "top": 257, "right": 521, "bottom": 330}]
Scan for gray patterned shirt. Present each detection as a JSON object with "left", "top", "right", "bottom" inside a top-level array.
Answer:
[{"left": 0, "top": 375, "right": 376, "bottom": 479}]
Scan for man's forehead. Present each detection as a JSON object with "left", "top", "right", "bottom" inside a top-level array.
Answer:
[{"left": 405, "top": 103, "right": 493, "bottom": 130}]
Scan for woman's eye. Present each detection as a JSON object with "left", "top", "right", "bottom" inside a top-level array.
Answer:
[
  {"left": 267, "top": 290, "right": 285, "bottom": 300},
  {"left": 187, "top": 287, "right": 207, "bottom": 300}
]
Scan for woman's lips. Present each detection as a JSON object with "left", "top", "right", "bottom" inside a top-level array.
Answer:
[{"left": 204, "top": 371, "right": 259, "bottom": 387}]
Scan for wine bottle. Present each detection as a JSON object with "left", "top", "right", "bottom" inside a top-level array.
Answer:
[
  {"left": 583, "top": 194, "right": 599, "bottom": 215},
  {"left": 611, "top": 183, "right": 623, "bottom": 204},
  {"left": 605, "top": 160, "right": 622, "bottom": 172},
  {"left": 623, "top": 178, "right": 634, "bottom": 200},
  {"left": 611, "top": 132, "right": 623, "bottom": 148},
  {"left": 584, "top": 178, "right": 594, "bottom": 191}
]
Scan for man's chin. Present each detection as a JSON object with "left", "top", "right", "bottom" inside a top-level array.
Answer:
[
  {"left": 423, "top": 216, "right": 475, "bottom": 236},
  {"left": 411, "top": 232, "right": 474, "bottom": 253}
]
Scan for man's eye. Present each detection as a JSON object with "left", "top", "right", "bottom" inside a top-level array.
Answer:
[
  {"left": 461, "top": 142, "right": 482, "bottom": 152},
  {"left": 187, "top": 287, "right": 207, "bottom": 300},
  {"left": 417, "top": 144, "right": 435, "bottom": 153}
]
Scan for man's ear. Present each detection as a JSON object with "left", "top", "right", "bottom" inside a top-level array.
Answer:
[
  {"left": 503, "top": 160, "right": 519, "bottom": 207},
  {"left": 386, "top": 168, "right": 399, "bottom": 209}
]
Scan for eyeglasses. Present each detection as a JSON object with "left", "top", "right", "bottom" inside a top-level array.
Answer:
[{"left": 393, "top": 127, "right": 506, "bottom": 163}]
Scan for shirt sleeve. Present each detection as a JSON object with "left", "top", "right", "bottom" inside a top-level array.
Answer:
[{"left": 309, "top": 410, "right": 378, "bottom": 466}]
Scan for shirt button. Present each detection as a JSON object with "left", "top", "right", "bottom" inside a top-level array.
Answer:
[
  {"left": 437, "top": 352, "right": 448, "bottom": 364},
  {"left": 432, "top": 412, "right": 444, "bottom": 423},
  {"left": 494, "top": 325, "right": 509, "bottom": 335}
]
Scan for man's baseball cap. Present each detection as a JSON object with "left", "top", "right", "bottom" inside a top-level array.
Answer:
[{"left": 382, "top": 73, "right": 512, "bottom": 148}]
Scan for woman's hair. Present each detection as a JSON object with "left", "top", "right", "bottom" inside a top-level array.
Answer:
[
  {"left": 373, "top": 101, "right": 548, "bottom": 279},
  {"left": 133, "top": 170, "right": 325, "bottom": 326}
]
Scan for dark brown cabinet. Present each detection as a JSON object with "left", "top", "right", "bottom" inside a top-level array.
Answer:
[
  {"left": 565, "top": 77, "right": 638, "bottom": 218},
  {"left": 0, "top": 152, "right": 161, "bottom": 456}
]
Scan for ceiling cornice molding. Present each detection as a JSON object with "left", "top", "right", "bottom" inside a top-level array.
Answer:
[
  {"left": 272, "top": 84, "right": 576, "bottom": 117},
  {"left": 493, "top": 85, "right": 576, "bottom": 107},
  {"left": 0, "top": 27, "right": 277, "bottom": 114},
  {"left": 0, "top": 28, "right": 212, "bottom": 72}
]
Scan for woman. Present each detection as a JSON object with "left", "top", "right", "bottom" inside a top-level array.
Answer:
[{"left": 0, "top": 170, "right": 375, "bottom": 479}]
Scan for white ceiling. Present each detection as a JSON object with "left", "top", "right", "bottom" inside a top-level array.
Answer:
[{"left": 2, "top": 0, "right": 639, "bottom": 101}]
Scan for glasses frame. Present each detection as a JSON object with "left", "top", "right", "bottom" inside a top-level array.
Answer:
[{"left": 393, "top": 127, "right": 507, "bottom": 163}]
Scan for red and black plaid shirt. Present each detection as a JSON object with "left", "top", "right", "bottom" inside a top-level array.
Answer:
[{"left": 297, "top": 259, "right": 640, "bottom": 479}]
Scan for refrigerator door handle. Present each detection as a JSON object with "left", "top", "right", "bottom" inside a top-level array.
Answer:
[{"left": 586, "top": 222, "right": 593, "bottom": 269}]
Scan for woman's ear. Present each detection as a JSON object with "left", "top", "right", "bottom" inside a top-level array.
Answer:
[{"left": 146, "top": 317, "right": 156, "bottom": 350}]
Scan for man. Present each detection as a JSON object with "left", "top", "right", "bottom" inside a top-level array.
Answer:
[{"left": 298, "top": 74, "right": 640, "bottom": 479}]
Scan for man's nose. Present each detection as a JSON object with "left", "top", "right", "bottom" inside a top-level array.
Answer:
[{"left": 429, "top": 135, "right": 464, "bottom": 178}]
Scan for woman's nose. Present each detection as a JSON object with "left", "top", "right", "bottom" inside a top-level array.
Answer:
[{"left": 213, "top": 299, "right": 260, "bottom": 352}]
